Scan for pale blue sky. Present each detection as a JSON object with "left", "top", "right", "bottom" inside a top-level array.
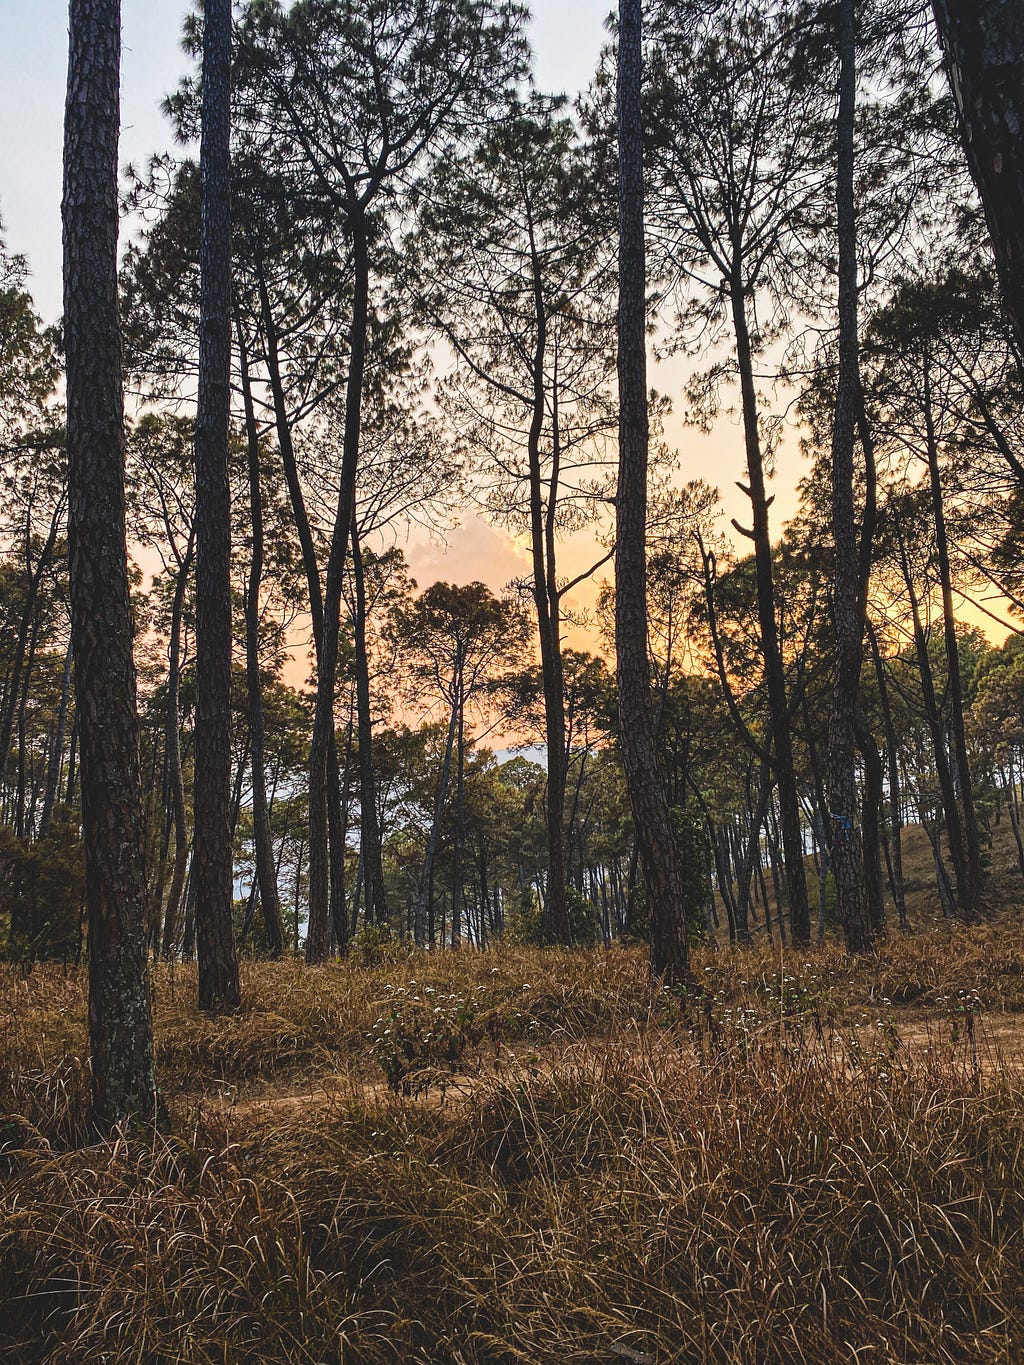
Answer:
[{"left": 0, "top": 1, "right": 613, "bottom": 322}]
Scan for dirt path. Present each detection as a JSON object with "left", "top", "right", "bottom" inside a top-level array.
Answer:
[
  {"left": 182, "top": 1012, "right": 1024, "bottom": 1130},
  {"left": 888, "top": 1011, "right": 1024, "bottom": 1066}
]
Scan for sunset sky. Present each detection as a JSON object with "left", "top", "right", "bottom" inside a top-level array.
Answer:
[{"left": 6, "top": 2, "right": 995, "bottom": 650}]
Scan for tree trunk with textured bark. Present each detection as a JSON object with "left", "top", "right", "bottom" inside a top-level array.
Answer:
[
  {"left": 451, "top": 684, "right": 467, "bottom": 949},
  {"left": 615, "top": 0, "right": 689, "bottom": 987},
  {"left": 855, "top": 719, "right": 886, "bottom": 935},
  {"left": 62, "top": 0, "right": 156, "bottom": 1125},
  {"left": 415, "top": 694, "right": 459, "bottom": 947},
  {"left": 828, "top": 0, "right": 875, "bottom": 953},
  {"left": 931, "top": 1, "right": 1024, "bottom": 347},
  {"left": 193, "top": 0, "right": 240, "bottom": 1011}
]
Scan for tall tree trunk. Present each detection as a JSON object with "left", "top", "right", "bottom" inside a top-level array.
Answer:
[
  {"left": 350, "top": 518, "right": 387, "bottom": 932},
  {"left": 257, "top": 273, "right": 346, "bottom": 957},
  {"left": 523, "top": 233, "right": 569, "bottom": 946},
  {"left": 258, "top": 273, "right": 324, "bottom": 635},
  {"left": 1006, "top": 757, "right": 1024, "bottom": 879},
  {"left": 237, "top": 318, "right": 285, "bottom": 958},
  {"left": 729, "top": 273, "right": 811, "bottom": 947},
  {"left": 923, "top": 357, "right": 982, "bottom": 916},
  {"left": 931, "top": 1, "right": 1024, "bottom": 348},
  {"left": 307, "top": 208, "right": 369, "bottom": 963},
  {"left": 478, "top": 835, "right": 490, "bottom": 949},
  {"left": 615, "top": 0, "right": 688, "bottom": 986},
  {"left": 336, "top": 706, "right": 354, "bottom": 946},
  {"left": 734, "top": 762, "right": 773, "bottom": 943},
  {"left": 62, "top": 0, "right": 156, "bottom": 1125},
  {"left": 828, "top": 0, "right": 875, "bottom": 953},
  {"left": 193, "top": 0, "right": 239, "bottom": 1011}
]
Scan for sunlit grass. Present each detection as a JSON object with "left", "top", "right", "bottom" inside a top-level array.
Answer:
[{"left": 3, "top": 925, "right": 1024, "bottom": 1361}]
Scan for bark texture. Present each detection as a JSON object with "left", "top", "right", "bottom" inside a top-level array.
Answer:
[
  {"left": 932, "top": 0, "right": 1024, "bottom": 348},
  {"left": 62, "top": 0, "right": 156, "bottom": 1125},
  {"left": 615, "top": 0, "right": 689, "bottom": 986},
  {"left": 193, "top": 0, "right": 240, "bottom": 1011},
  {"left": 827, "top": 0, "right": 874, "bottom": 953}
]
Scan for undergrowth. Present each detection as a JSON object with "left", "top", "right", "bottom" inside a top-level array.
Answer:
[{"left": 2, "top": 924, "right": 1024, "bottom": 1362}]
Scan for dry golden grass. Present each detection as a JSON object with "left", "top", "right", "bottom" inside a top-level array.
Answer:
[{"left": 4, "top": 915, "right": 1024, "bottom": 1362}]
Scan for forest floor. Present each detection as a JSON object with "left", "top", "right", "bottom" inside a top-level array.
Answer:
[{"left": 3, "top": 825, "right": 1024, "bottom": 1362}]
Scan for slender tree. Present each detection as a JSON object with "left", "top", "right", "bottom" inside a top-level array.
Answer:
[
  {"left": 828, "top": 0, "right": 875, "bottom": 952},
  {"left": 412, "top": 101, "right": 617, "bottom": 947},
  {"left": 193, "top": 0, "right": 240, "bottom": 1010},
  {"left": 391, "top": 581, "right": 528, "bottom": 946},
  {"left": 232, "top": 0, "right": 527, "bottom": 963},
  {"left": 237, "top": 317, "right": 285, "bottom": 957},
  {"left": 646, "top": 1, "right": 823, "bottom": 947},
  {"left": 62, "top": 0, "right": 156, "bottom": 1122},
  {"left": 616, "top": 0, "right": 689, "bottom": 986}
]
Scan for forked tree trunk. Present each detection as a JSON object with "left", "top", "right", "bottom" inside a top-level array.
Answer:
[
  {"left": 62, "top": 0, "right": 156, "bottom": 1124},
  {"left": 615, "top": 0, "right": 689, "bottom": 986},
  {"left": 893, "top": 514, "right": 972, "bottom": 912},
  {"left": 193, "top": 0, "right": 240, "bottom": 1011}
]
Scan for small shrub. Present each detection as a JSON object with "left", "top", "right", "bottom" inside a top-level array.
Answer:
[
  {"left": 0, "top": 813, "right": 85, "bottom": 963},
  {"left": 368, "top": 983, "right": 485, "bottom": 1094}
]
